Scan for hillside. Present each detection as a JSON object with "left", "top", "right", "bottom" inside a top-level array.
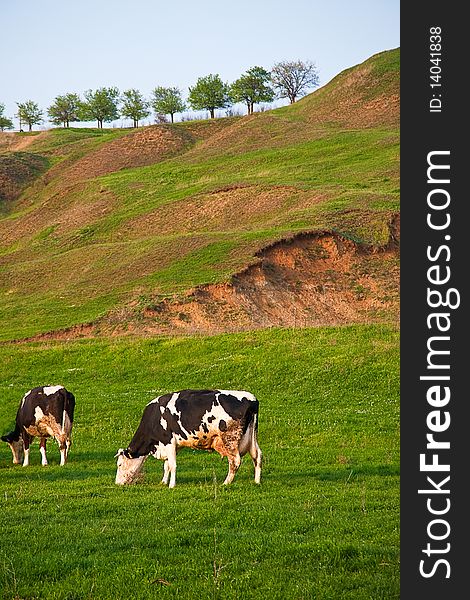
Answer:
[{"left": 0, "top": 48, "right": 399, "bottom": 342}]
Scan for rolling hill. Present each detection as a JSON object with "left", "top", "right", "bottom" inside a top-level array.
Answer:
[
  {"left": 0, "top": 48, "right": 399, "bottom": 342},
  {"left": 0, "top": 48, "right": 400, "bottom": 599}
]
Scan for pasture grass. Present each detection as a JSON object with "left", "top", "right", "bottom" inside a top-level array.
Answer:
[
  {"left": 0, "top": 126, "right": 398, "bottom": 342},
  {"left": 0, "top": 325, "right": 399, "bottom": 599}
]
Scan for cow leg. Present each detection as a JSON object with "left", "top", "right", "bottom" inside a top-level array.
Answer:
[
  {"left": 22, "top": 434, "right": 32, "bottom": 467},
  {"left": 161, "top": 460, "right": 170, "bottom": 485},
  {"left": 213, "top": 435, "right": 242, "bottom": 485},
  {"left": 249, "top": 441, "right": 262, "bottom": 484},
  {"left": 65, "top": 438, "right": 71, "bottom": 460},
  {"left": 57, "top": 435, "right": 69, "bottom": 466},
  {"left": 39, "top": 438, "right": 48, "bottom": 466},
  {"left": 166, "top": 445, "right": 177, "bottom": 489},
  {"left": 223, "top": 452, "right": 241, "bottom": 485},
  {"left": 239, "top": 420, "right": 262, "bottom": 484}
]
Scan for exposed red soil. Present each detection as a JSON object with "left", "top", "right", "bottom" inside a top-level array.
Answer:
[
  {"left": 139, "top": 216, "right": 400, "bottom": 335},
  {"left": 0, "top": 152, "right": 47, "bottom": 202},
  {"left": 46, "top": 125, "right": 193, "bottom": 185},
  {"left": 20, "top": 214, "right": 399, "bottom": 342},
  {"left": 0, "top": 182, "right": 117, "bottom": 245},
  {"left": 0, "top": 131, "right": 49, "bottom": 152},
  {"left": 299, "top": 62, "right": 400, "bottom": 129}
]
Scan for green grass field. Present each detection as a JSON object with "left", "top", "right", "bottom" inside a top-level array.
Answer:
[
  {"left": 0, "top": 325, "right": 399, "bottom": 599},
  {"left": 0, "top": 48, "right": 400, "bottom": 599}
]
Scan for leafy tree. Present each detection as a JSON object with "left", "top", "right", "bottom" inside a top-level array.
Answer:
[
  {"left": 16, "top": 100, "right": 43, "bottom": 131},
  {"left": 79, "top": 87, "right": 120, "bottom": 128},
  {"left": 121, "top": 89, "right": 150, "bottom": 128},
  {"left": 188, "top": 74, "right": 231, "bottom": 119},
  {"left": 0, "top": 103, "right": 14, "bottom": 131},
  {"left": 47, "top": 93, "right": 81, "bottom": 128},
  {"left": 271, "top": 60, "right": 320, "bottom": 103},
  {"left": 151, "top": 87, "right": 185, "bottom": 123},
  {"left": 230, "top": 66, "right": 274, "bottom": 115}
]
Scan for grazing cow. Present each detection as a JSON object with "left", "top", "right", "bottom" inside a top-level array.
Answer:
[
  {"left": 1, "top": 386, "right": 75, "bottom": 467},
  {"left": 115, "top": 389, "right": 262, "bottom": 488}
]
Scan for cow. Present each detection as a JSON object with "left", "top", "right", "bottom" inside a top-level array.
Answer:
[
  {"left": 1, "top": 386, "right": 75, "bottom": 467},
  {"left": 115, "top": 389, "right": 262, "bottom": 488}
]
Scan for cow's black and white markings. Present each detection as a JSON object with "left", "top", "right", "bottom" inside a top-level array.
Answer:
[
  {"left": 115, "top": 389, "right": 262, "bottom": 488},
  {"left": 1, "top": 386, "right": 75, "bottom": 466}
]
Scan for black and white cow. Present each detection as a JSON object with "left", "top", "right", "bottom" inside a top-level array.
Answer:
[
  {"left": 1, "top": 386, "right": 75, "bottom": 466},
  {"left": 115, "top": 389, "right": 262, "bottom": 488}
]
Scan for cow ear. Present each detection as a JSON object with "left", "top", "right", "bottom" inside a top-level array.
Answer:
[
  {"left": 114, "top": 448, "right": 125, "bottom": 458},
  {"left": 1, "top": 433, "right": 13, "bottom": 443}
]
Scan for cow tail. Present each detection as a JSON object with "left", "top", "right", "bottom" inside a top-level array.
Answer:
[
  {"left": 251, "top": 411, "right": 258, "bottom": 448},
  {"left": 62, "top": 390, "right": 75, "bottom": 433},
  {"left": 246, "top": 398, "right": 259, "bottom": 445}
]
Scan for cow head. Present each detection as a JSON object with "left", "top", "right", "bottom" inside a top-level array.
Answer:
[
  {"left": 1, "top": 432, "right": 24, "bottom": 464},
  {"left": 115, "top": 448, "right": 146, "bottom": 485}
]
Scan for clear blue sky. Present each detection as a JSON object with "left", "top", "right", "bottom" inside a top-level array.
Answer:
[{"left": 0, "top": 0, "right": 399, "bottom": 128}]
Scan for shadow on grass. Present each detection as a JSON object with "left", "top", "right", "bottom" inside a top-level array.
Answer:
[{"left": 1, "top": 450, "right": 399, "bottom": 487}]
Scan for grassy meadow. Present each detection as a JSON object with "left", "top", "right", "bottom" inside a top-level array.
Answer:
[
  {"left": 0, "top": 325, "right": 399, "bottom": 599},
  {"left": 0, "top": 48, "right": 400, "bottom": 599}
]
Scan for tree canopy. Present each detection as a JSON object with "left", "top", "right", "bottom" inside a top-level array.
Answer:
[
  {"left": 6, "top": 56, "right": 321, "bottom": 130},
  {"left": 0, "top": 103, "right": 14, "bottom": 131},
  {"left": 16, "top": 100, "right": 43, "bottom": 131},
  {"left": 188, "top": 74, "right": 231, "bottom": 119},
  {"left": 271, "top": 60, "right": 320, "bottom": 104},
  {"left": 80, "top": 87, "right": 120, "bottom": 128},
  {"left": 230, "top": 67, "right": 274, "bottom": 115},
  {"left": 121, "top": 89, "right": 150, "bottom": 127},
  {"left": 47, "top": 93, "right": 81, "bottom": 128},
  {"left": 151, "top": 87, "right": 186, "bottom": 123}
]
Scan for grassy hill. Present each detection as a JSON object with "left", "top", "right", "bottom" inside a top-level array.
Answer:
[
  {"left": 0, "top": 49, "right": 400, "bottom": 599},
  {"left": 0, "top": 48, "right": 399, "bottom": 341}
]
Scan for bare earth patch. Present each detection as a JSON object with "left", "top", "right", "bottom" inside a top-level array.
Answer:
[
  {"left": 22, "top": 215, "right": 399, "bottom": 342},
  {"left": 47, "top": 125, "right": 192, "bottom": 185},
  {"left": 140, "top": 217, "right": 399, "bottom": 334},
  {"left": 117, "top": 185, "right": 324, "bottom": 239}
]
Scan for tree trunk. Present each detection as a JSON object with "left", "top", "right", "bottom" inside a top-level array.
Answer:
[
  {"left": 170, "top": 113, "right": 174, "bottom": 123},
  {"left": 28, "top": 123, "right": 32, "bottom": 131},
  {"left": 210, "top": 108, "right": 215, "bottom": 119}
]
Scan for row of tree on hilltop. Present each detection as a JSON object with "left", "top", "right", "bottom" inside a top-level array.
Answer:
[{"left": 0, "top": 61, "right": 319, "bottom": 131}]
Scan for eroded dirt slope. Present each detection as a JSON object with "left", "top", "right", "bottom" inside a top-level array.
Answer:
[
  {"left": 138, "top": 216, "right": 400, "bottom": 335},
  {"left": 46, "top": 124, "right": 193, "bottom": 185},
  {"left": 25, "top": 215, "right": 399, "bottom": 341}
]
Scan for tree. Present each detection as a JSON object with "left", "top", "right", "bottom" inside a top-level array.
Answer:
[
  {"left": 120, "top": 89, "right": 150, "bottom": 128},
  {"left": 230, "top": 66, "right": 274, "bottom": 115},
  {"left": 188, "top": 74, "right": 231, "bottom": 119},
  {"left": 79, "top": 87, "right": 120, "bottom": 128},
  {"left": 16, "top": 100, "right": 43, "bottom": 131},
  {"left": 0, "top": 103, "right": 14, "bottom": 131},
  {"left": 271, "top": 60, "right": 320, "bottom": 104},
  {"left": 151, "top": 87, "right": 185, "bottom": 123},
  {"left": 47, "top": 93, "right": 81, "bottom": 128}
]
